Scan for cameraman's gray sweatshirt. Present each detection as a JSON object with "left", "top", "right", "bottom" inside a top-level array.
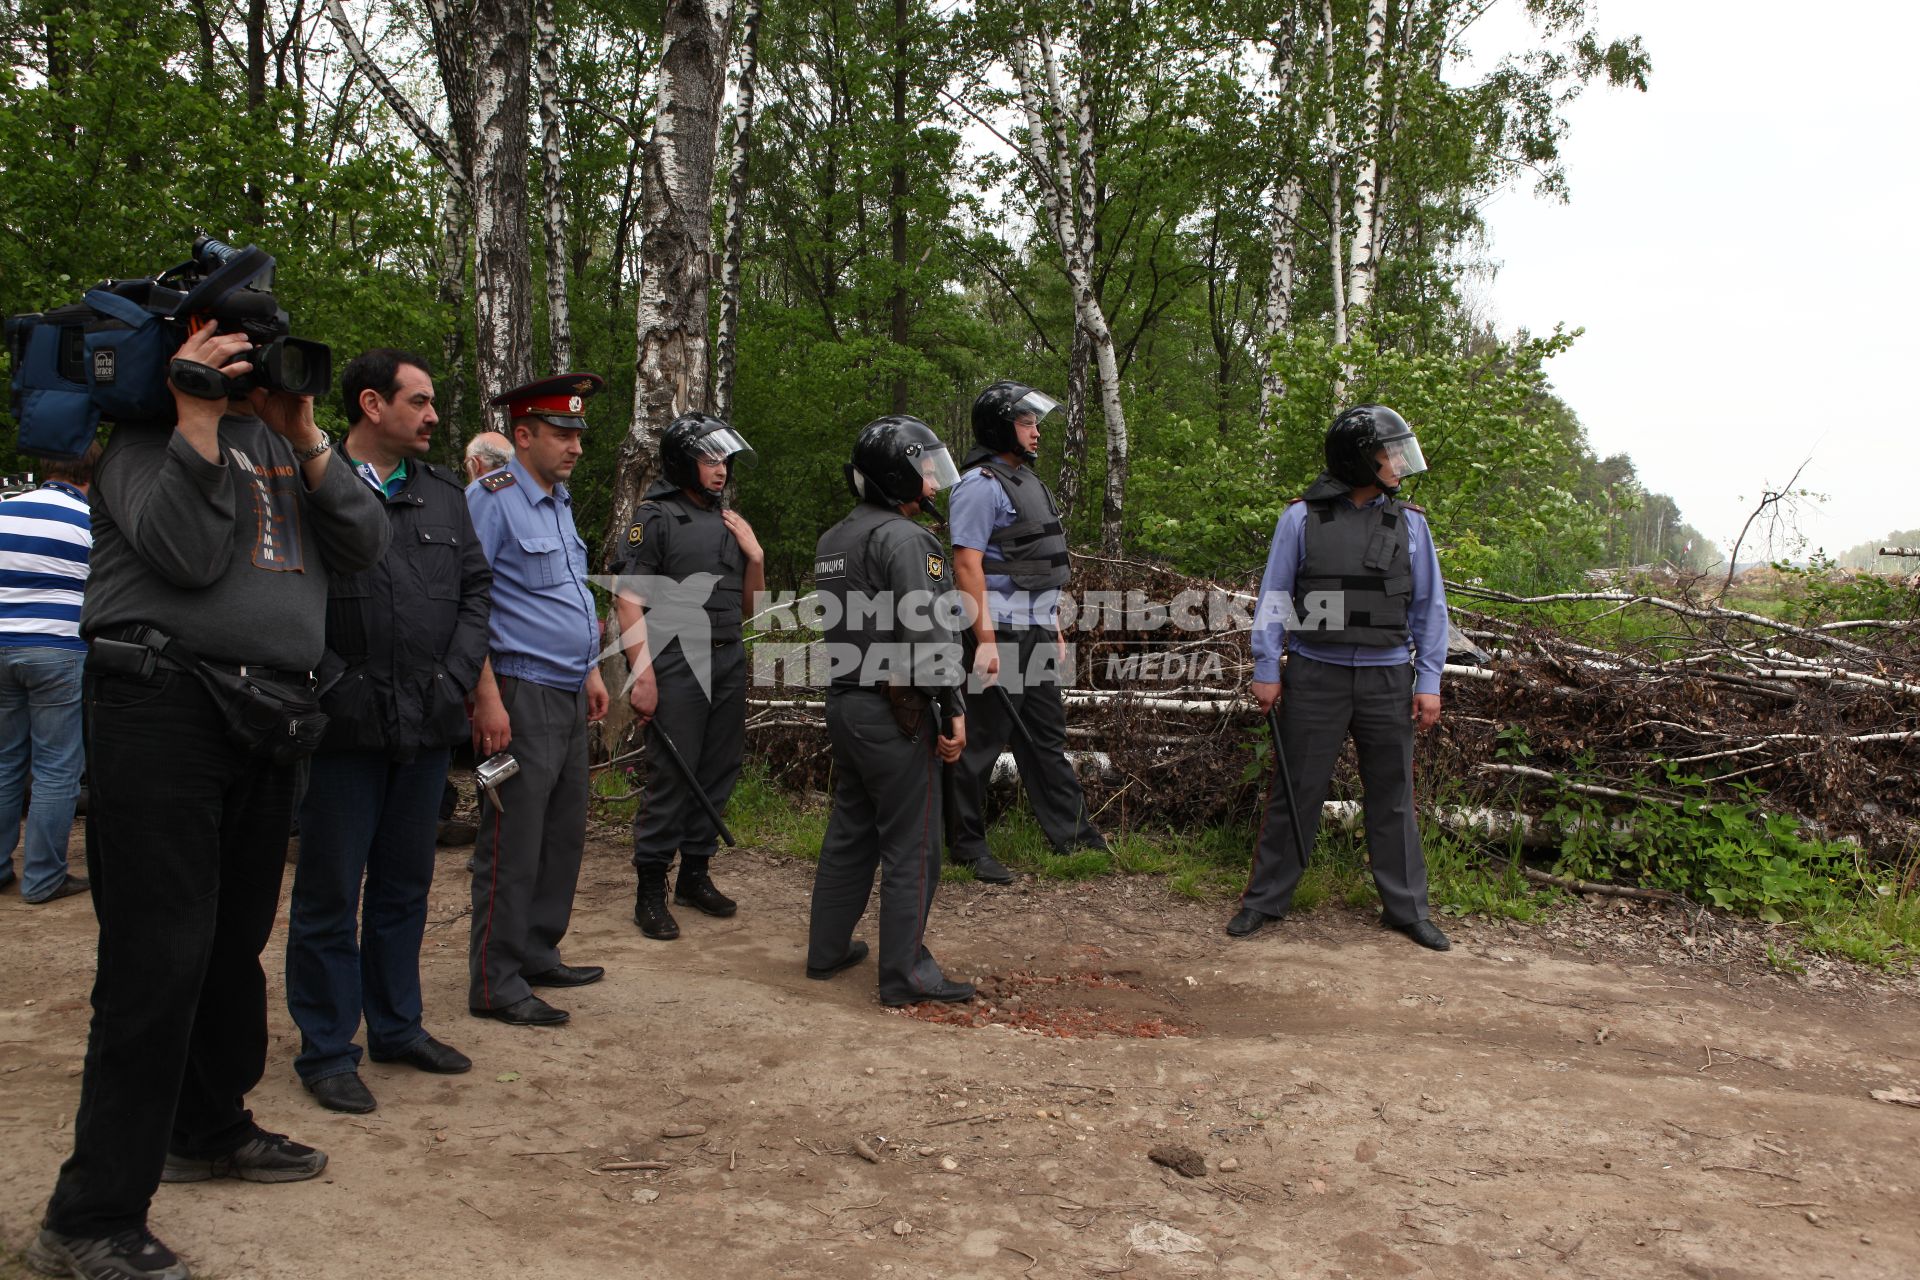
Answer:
[{"left": 81, "top": 414, "right": 389, "bottom": 669}]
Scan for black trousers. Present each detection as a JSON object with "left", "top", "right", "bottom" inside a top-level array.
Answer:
[
  {"left": 45, "top": 667, "right": 296, "bottom": 1237},
  {"left": 949, "top": 625, "right": 1103, "bottom": 858},
  {"left": 1240, "top": 656, "right": 1430, "bottom": 925},
  {"left": 807, "top": 688, "right": 953, "bottom": 1002},
  {"left": 631, "top": 642, "right": 746, "bottom": 872}
]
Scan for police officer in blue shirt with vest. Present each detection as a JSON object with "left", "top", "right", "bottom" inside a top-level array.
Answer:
[
  {"left": 1235, "top": 405, "right": 1452, "bottom": 951},
  {"left": 946, "top": 381, "right": 1106, "bottom": 883},
  {"left": 464, "top": 374, "right": 612, "bottom": 1026}
]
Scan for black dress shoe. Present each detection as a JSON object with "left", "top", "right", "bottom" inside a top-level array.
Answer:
[
  {"left": 1389, "top": 918, "right": 1452, "bottom": 951},
  {"left": 371, "top": 1034, "right": 472, "bottom": 1074},
  {"left": 471, "top": 995, "right": 570, "bottom": 1026},
  {"left": 1226, "top": 907, "right": 1280, "bottom": 937},
  {"left": 306, "top": 1071, "right": 377, "bottom": 1114},
  {"left": 806, "top": 940, "right": 870, "bottom": 980},
  {"left": 525, "top": 963, "right": 604, "bottom": 988},
  {"left": 882, "top": 978, "right": 975, "bottom": 1007},
  {"left": 953, "top": 852, "right": 1013, "bottom": 884}
]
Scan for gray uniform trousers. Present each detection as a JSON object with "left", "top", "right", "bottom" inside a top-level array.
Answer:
[
  {"left": 1241, "top": 655, "right": 1430, "bottom": 925},
  {"left": 468, "top": 676, "right": 589, "bottom": 1010},
  {"left": 807, "top": 688, "right": 952, "bottom": 1003},
  {"left": 949, "top": 625, "right": 1103, "bottom": 857},
  {"left": 631, "top": 641, "right": 747, "bottom": 869}
]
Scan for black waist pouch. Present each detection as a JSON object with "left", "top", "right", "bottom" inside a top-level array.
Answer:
[{"left": 190, "top": 663, "right": 328, "bottom": 764}]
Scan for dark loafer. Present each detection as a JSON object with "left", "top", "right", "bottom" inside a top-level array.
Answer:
[
  {"left": 1389, "top": 918, "right": 1452, "bottom": 951},
  {"left": 370, "top": 1034, "right": 472, "bottom": 1074},
  {"left": 162, "top": 1129, "right": 327, "bottom": 1183},
  {"left": 806, "top": 940, "right": 870, "bottom": 980},
  {"left": 525, "top": 963, "right": 604, "bottom": 988},
  {"left": 305, "top": 1071, "right": 377, "bottom": 1114},
  {"left": 1226, "top": 907, "right": 1280, "bottom": 938},
  {"left": 953, "top": 852, "right": 1014, "bottom": 884},
  {"left": 882, "top": 978, "right": 975, "bottom": 1007},
  {"left": 471, "top": 995, "right": 570, "bottom": 1026},
  {"left": 25, "top": 873, "right": 90, "bottom": 904}
]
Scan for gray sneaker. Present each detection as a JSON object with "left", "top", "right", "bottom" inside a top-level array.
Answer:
[
  {"left": 25, "top": 1225, "right": 190, "bottom": 1279},
  {"left": 160, "top": 1129, "right": 327, "bottom": 1184}
]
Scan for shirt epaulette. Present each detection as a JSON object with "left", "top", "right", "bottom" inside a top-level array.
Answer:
[
  {"left": 1287, "top": 496, "right": 1305, "bottom": 506},
  {"left": 1399, "top": 500, "right": 1425, "bottom": 513},
  {"left": 479, "top": 470, "right": 516, "bottom": 492}
]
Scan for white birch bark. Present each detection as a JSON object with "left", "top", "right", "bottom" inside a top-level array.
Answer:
[
  {"left": 712, "top": 0, "right": 763, "bottom": 424},
  {"left": 1012, "top": 17, "right": 1130, "bottom": 556},
  {"left": 1345, "top": 0, "right": 1387, "bottom": 323},
  {"left": 320, "top": 0, "right": 464, "bottom": 186},
  {"left": 466, "top": 0, "right": 534, "bottom": 398},
  {"left": 1256, "top": 0, "right": 1308, "bottom": 431},
  {"left": 1320, "top": 0, "right": 1348, "bottom": 351},
  {"left": 607, "top": 0, "right": 735, "bottom": 550},
  {"left": 534, "top": 0, "right": 572, "bottom": 371}
]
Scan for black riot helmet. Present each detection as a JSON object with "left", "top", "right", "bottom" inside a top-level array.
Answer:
[
  {"left": 661, "top": 412, "right": 753, "bottom": 493},
  {"left": 971, "top": 380, "right": 1060, "bottom": 462},
  {"left": 846, "top": 415, "right": 962, "bottom": 518},
  {"left": 1324, "top": 404, "right": 1428, "bottom": 496}
]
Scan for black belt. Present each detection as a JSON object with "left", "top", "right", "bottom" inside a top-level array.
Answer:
[{"left": 102, "top": 625, "right": 314, "bottom": 686}]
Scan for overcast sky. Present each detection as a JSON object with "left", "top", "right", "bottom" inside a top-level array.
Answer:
[{"left": 1463, "top": 1, "right": 1920, "bottom": 563}]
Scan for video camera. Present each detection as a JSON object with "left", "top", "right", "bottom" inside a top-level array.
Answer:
[{"left": 4, "top": 235, "right": 332, "bottom": 459}]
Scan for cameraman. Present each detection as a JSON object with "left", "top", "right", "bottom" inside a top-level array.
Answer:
[{"left": 32, "top": 321, "right": 388, "bottom": 1280}]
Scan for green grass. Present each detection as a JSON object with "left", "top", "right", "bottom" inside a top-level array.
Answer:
[{"left": 594, "top": 762, "right": 1917, "bottom": 972}]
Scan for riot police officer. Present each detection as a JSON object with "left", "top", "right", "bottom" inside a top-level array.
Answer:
[
  {"left": 947, "top": 381, "right": 1105, "bottom": 882},
  {"left": 805, "top": 417, "right": 974, "bottom": 1006},
  {"left": 1235, "top": 405, "right": 1452, "bottom": 951},
  {"left": 610, "top": 413, "right": 762, "bottom": 939}
]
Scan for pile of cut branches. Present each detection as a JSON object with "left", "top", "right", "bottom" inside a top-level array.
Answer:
[{"left": 743, "top": 553, "right": 1920, "bottom": 875}]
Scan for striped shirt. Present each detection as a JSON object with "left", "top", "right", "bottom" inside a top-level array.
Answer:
[{"left": 0, "top": 481, "right": 92, "bottom": 650}]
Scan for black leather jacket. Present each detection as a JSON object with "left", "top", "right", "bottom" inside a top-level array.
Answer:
[{"left": 316, "top": 459, "right": 492, "bottom": 756}]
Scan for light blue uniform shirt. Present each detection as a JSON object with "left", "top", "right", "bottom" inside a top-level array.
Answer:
[
  {"left": 465, "top": 457, "right": 597, "bottom": 690},
  {"left": 947, "top": 465, "right": 1060, "bottom": 628},
  {"left": 1250, "top": 495, "right": 1449, "bottom": 695}
]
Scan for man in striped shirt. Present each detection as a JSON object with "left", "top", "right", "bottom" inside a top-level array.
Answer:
[{"left": 0, "top": 443, "right": 98, "bottom": 902}]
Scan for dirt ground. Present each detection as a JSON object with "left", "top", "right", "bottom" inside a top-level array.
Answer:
[{"left": 4, "top": 813, "right": 1919, "bottom": 1280}]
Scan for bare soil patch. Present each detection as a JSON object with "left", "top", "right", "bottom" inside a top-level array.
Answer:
[{"left": 4, "top": 815, "right": 1919, "bottom": 1279}]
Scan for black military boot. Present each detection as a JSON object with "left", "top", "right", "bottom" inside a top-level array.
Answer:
[
  {"left": 634, "top": 867, "right": 680, "bottom": 940},
  {"left": 674, "top": 857, "right": 738, "bottom": 918}
]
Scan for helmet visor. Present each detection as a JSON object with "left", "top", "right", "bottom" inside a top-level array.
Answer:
[
  {"left": 1011, "top": 389, "right": 1061, "bottom": 422},
  {"left": 1380, "top": 433, "right": 1427, "bottom": 481},
  {"left": 916, "top": 444, "right": 961, "bottom": 493},
  {"left": 691, "top": 426, "right": 753, "bottom": 462}
]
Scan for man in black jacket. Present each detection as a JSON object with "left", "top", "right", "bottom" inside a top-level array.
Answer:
[{"left": 283, "top": 350, "right": 492, "bottom": 1114}]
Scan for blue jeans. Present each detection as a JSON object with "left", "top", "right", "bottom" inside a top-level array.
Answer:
[
  {"left": 286, "top": 749, "right": 449, "bottom": 1083},
  {"left": 0, "top": 645, "right": 85, "bottom": 899}
]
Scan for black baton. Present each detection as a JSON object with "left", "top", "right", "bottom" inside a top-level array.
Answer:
[
  {"left": 991, "top": 682, "right": 1036, "bottom": 751},
  {"left": 1266, "top": 703, "right": 1312, "bottom": 868},
  {"left": 649, "top": 721, "right": 736, "bottom": 847}
]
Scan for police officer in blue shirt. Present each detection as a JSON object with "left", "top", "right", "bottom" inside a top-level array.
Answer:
[
  {"left": 464, "top": 374, "right": 612, "bottom": 1026},
  {"left": 1235, "top": 405, "right": 1453, "bottom": 951},
  {"left": 946, "top": 381, "right": 1105, "bottom": 883}
]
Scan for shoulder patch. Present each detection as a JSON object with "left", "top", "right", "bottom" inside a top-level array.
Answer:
[
  {"left": 479, "top": 470, "right": 516, "bottom": 492},
  {"left": 626, "top": 522, "right": 644, "bottom": 546},
  {"left": 927, "top": 552, "right": 946, "bottom": 582}
]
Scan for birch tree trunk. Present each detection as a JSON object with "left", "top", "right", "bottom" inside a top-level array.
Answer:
[
  {"left": 1057, "top": 320, "right": 1091, "bottom": 524},
  {"left": 534, "top": 0, "right": 572, "bottom": 370},
  {"left": 711, "top": 0, "right": 762, "bottom": 424},
  {"left": 435, "top": 179, "right": 474, "bottom": 452},
  {"left": 1345, "top": 0, "right": 1387, "bottom": 323},
  {"left": 1321, "top": 0, "right": 1348, "bottom": 351},
  {"left": 1012, "top": 17, "right": 1130, "bottom": 556},
  {"left": 464, "top": 0, "right": 535, "bottom": 397},
  {"left": 1256, "top": 0, "right": 1307, "bottom": 432},
  {"left": 607, "top": 0, "right": 735, "bottom": 554},
  {"left": 1256, "top": 175, "right": 1303, "bottom": 430}
]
